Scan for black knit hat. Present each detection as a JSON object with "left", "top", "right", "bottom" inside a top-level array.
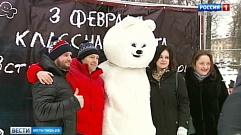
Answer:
[
  {"left": 48, "top": 40, "right": 72, "bottom": 61},
  {"left": 78, "top": 41, "right": 99, "bottom": 60}
]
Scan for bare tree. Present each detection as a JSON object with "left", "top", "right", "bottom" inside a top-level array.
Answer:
[
  {"left": 205, "top": 0, "right": 213, "bottom": 49},
  {"left": 230, "top": 1, "right": 241, "bottom": 64}
]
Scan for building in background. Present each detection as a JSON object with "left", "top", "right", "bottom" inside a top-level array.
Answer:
[
  {"left": 211, "top": 37, "right": 234, "bottom": 65},
  {"left": 211, "top": 37, "right": 238, "bottom": 87}
]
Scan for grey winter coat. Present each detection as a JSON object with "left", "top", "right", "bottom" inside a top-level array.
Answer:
[{"left": 218, "top": 67, "right": 241, "bottom": 135}]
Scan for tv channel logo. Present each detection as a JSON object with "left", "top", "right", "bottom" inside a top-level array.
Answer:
[
  {"left": 198, "top": 4, "right": 230, "bottom": 12},
  {"left": 10, "top": 127, "right": 31, "bottom": 134},
  {"left": 198, "top": 4, "right": 222, "bottom": 12},
  {"left": 32, "top": 127, "right": 62, "bottom": 134},
  {"left": 10, "top": 127, "right": 62, "bottom": 134},
  {"left": 222, "top": 4, "right": 230, "bottom": 11}
]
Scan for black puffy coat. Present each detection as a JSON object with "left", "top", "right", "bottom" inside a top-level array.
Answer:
[
  {"left": 32, "top": 54, "right": 81, "bottom": 135},
  {"left": 185, "top": 66, "right": 228, "bottom": 135},
  {"left": 147, "top": 70, "right": 190, "bottom": 135}
]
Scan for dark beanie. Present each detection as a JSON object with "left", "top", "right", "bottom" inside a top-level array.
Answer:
[
  {"left": 48, "top": 40, "right": 72, "bottom": 61},
  {"left": 78, "top": 41, "right": 99, "bottom": 60}
]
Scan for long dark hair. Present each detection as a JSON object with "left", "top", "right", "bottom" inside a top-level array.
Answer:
[
  {"left": 149, "top": 45, "right": 177, "bottom": 73},
  {"left": 191, "top": 50, "right": 216, "bottom": 80}
]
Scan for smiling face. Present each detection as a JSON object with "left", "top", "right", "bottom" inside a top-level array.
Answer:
[
  {"left": 104, "top": 32, "right": 157, "bottom": 68},
  {"left": 131, "top": 43, "right": 146, "bottom": 58},
  {"left": 103, "top": 17, "right": 157, "bottom": 68},
  {"left": 81, "top": 54, "right": 99, "bottom": 73},
  {"left": 194, "top": 55, "right": 211, "bottom": 76},
  {"left": 0, "top": 2, "right": 11, "bottom": 13},
  {"left": 156, "top": 50, "right": 169, "bottom": 71},
  {"left": 54, "top": 52, "right": 72, "bottom": 71},
  {"left": 121, "top": 37, "right": 156, "bottom": 68}
]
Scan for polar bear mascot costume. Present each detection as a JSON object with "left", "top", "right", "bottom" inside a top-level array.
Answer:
[{"left": 99, "top": 16, "right": 157, "bottom": 135}]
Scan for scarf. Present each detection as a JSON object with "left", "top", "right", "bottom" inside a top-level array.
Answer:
[
  {"left": 152, "top": 68, "right": 169, "bottom": 81},
  {"left": 194, "top": 71, "right": 210, "bottom": 81}
]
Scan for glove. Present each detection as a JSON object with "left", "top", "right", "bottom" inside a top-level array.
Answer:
[{"left": 177, "top": 126, "right": 188, "bottom": 135}]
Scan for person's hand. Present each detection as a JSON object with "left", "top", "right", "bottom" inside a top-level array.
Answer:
[
  {"left": 177, "top": 126, "right": 187, "bottom": 135},
  {"left": 228, "top": 88, "right": 233, "bottom": 94},
  {"left": 36, "top": 71, "right": 54, "bottom": 85},
  {"left": 74, "top": 88, "right": 84, "bottom": 108}
]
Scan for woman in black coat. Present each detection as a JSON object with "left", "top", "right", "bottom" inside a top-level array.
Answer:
[
  {"left": 147, "top": 45, "right": 190, "bottom": 135},
  {"left": 185, "top": 50, "right": 228, "bottom": 135}
]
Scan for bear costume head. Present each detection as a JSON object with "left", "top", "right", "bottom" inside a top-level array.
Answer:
[{"left": 103, "top": 16, "right": 157, "bottom": 68}]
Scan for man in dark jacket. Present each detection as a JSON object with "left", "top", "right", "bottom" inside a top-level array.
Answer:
[
  {"left": 32, "top": 40, "right": 83, "bottom": 135},
  {"left": 218, "top": 67, "right": 241, "bottom": 135}
]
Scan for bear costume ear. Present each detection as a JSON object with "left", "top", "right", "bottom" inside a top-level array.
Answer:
[
  {"left": 120, "top": 16, "right": 156, "bottom": 32},
  {"left": 119, "top": 16, "right": 138, "bottom": 28},
  {"left": 144, "top": 19, "right": 156, "bottom": 32}
]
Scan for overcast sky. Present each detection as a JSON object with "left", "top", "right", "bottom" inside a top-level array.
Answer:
[{"left": 216, "top": 0, "right": 239, "bottom": 37}]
